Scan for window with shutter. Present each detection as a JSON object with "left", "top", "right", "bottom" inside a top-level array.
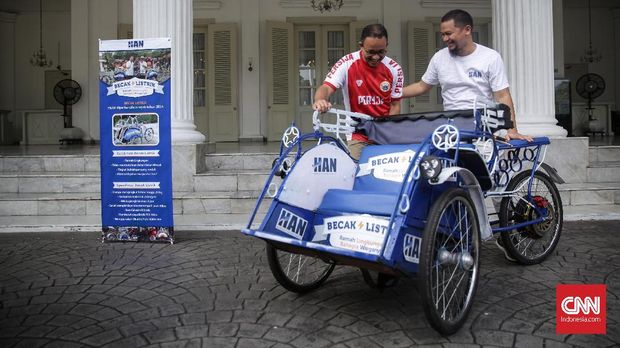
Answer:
[
  {"left": 193, "top": 26, "right": 208, "bottom": 136},
  {"left": 272, "top": 28, "right": 290, "bottom": 106},
  {"left": 267, "top": 21, "right": 294, "bottom": 141},
  {"left": 208, "top": 23, "right": 238, "bottom": 142},
  {"left": 213, "top": 30, "right": 232, "bottom": 106},
  {"left": 408, "top": 21, "right": 436, "bottom": 112}
]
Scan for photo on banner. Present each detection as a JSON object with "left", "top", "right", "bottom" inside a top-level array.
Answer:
[{"left": 98, "top": 38, "right": 174, "bottom": 243}]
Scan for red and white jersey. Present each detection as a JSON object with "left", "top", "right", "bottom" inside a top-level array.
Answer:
[{"left": 323, "top": 50, "right": 403, "bottom": 141}]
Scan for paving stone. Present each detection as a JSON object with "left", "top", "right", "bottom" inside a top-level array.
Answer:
[
  {"left": 514, "top": 333, "right": 544, "bottom": 348},
  {"left": 328, "top": 313, "right": 358, "bottom": 327},
  {"left": 314, "top": 325, "right": 358, "bottom": 343},
  {"left": 263, "top": 326, "right": 303, "bottom": 343},
  {"left": 181, "top": 313, "right": 207, "bottom": 326},
  {"left": 143, "top": 328, "right": 177, "bottom": 344},
  {"left": 9, "top": 304, "right": 46, "bottom": 316},
  {"left": 17, "top": 325, "right": 56, "bottom": 337},
  {"left": 207, "top": 310, "right": 233, "bottom": 323},
  {"left": 237, "top": 337, "right": 276, "bottom": 348},
  {"left": 81, "top": 329, "right": 124, "bottom": 346},
  {"left": 161, "top": 340, "right": 192, "bottom": 348},
  {"left": 232, "top": 310, "right": 262, "bottom": 323},
  {"left": 102, "top": 335, "right": 149, "bottom": 348},
  {"left": 258, "top": 312, "right": 293, "bottom": 327},
  {"left": 175, "top": 324, "right": 209, "bottom": 339},
  {"left": 209, "top": 323, "right": 239, "bottom": 337},
  {"left": 243, "top": 299, "right": 268, "bottom": 311},
  {"left": 45, "top": 326, "right": 75, "bottom": 339},
  {"left": 13, "top": 338, "right": 49, "bottom": 347},
  {"left": 0, "top": 223, "right": 618, "bottom": 347},
  {"left": 43, "top": 341, "right": 85, "bottom": 348},
  {"left": 21, "top": 314, "right": 54, "bottom": 326},
  {"left": 201, "top": 337, "right": 238, "bottom": 348},
  {"left": 237, "top": 323, "right": 271, "bottom": 338},
  {"left": 118, "top": 321, "right": 157, "bottom": 337},
  {"left": 368, "top": 331, "right": 414, "bottom": 348},
  {"left": 130, "top": 307, "right": 160, "bottom": 322},
  {"left": 150, "top": 316, "right": 182, "bottom": 330},
  {"left": 63, "top": 325, "right": 105, "bottom": 341},
  {"left": 0, "top": 327, "right": 27, "bottom": 338},
  {"left": 473, "top": 329, "right": 515, "bottom": 347}
]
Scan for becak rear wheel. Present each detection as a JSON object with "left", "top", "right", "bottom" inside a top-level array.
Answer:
[
  {"left": 419, "top": 187, "right": 480, "bottom": 335},
  {"left": 266, "top": 244, "right": 335, "bottom": 294},
  {"left": 499, "top": 170, "right": 563, "bottom": 264}
]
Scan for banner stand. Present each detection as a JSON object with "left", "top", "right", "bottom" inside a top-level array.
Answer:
[{"left": 98, "top": 38, "right": 174, "bottom": 243}]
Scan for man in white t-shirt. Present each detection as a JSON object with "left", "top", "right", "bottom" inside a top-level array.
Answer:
[
  {"left": 404, "top": 10, "right": 532, "bottom": 262},
  {"left": 403, "top": 9, "right": 531, "bottom": 142},
  {"left": 124, "top": 56, "right": 135, "bottom": 79},
  {"left": 313, "top": 23, "right": 403, "bottom": 160}
]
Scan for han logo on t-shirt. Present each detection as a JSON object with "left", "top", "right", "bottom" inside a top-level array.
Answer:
[
  {"left": 356, "top": 80, "right": 363, "bottom": 87},
  {"left": 379, "top": 80, "right": 390, "bottom": 92},
  {"left": 468, "top": 68, "right": 483, "bottom": 79}
]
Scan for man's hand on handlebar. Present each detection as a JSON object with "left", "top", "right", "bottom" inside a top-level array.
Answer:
[
  {"left": 313, "top": 99, "right": 332, "bottom": 113},
  {"left": 505, "top": 128, "right": 533, "bottom": 142}
]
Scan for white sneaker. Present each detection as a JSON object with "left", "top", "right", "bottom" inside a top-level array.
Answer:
[{"left": 495, "top": 238, "right": 517, "bottom": 262}]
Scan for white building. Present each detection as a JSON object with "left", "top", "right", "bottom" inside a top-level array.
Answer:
[{"left": 0, "top": 0, "right": 619, "bottom": 145}]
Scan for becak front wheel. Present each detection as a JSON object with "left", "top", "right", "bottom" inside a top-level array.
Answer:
[
  {"left": 499, "top": 170, "right": 563, "bottom": 264},
  {"left": 266, "top": 244, "right": 335, "bottom": 294},
  {"left": 419, "top": 187, "right": 480, "bottom": 335}
]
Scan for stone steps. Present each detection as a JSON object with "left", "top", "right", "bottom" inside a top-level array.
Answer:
[
  {"left": 1, "top": 205, "right": 617, "bottom": 233},
  {"left": 1, "top": 143, "right": 620, "bottom": 232},
  {"left": 0, "top": 155, "right": 100, "bottom": 172},
  {"left": 557, "top": 182, "right": 620, "bottom": 206},
  {"left": 0, "top": 213, "right": 265, "bottom": 233},
  {"left": 205, "top": 152, "right": 279, "bottom": 171},
  {"left": 0, "top": 191, "right": 270, "bottom": 217},
  {"left": 589, "top": 146, "right": 620, "bottom": 163},
  {"left": 0, "top": 171, "right": 273, "bottom": 193},
  {"left": 586, "top": 161, "right": 620, "bottom": 183}
]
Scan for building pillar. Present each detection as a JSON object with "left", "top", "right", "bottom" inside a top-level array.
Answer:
[
  {"left": 134, "top": 0, "right": 205, "bottom": 144},
  {"left": 492, "top": 0, "right": 567, "bottom": 137},
  {"left": 552, "top": 0, "right": 564, "bottom": 78},
  {"left": 614, "top": 9, "right": 620, "bottom": 113},
  {"left": 0, "top": 12, "right": 16, "bottom": 112}
]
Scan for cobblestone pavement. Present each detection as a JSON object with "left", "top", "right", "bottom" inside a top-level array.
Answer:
[{"left": 0, "top": 221, "right": 618, "bottom": 348}]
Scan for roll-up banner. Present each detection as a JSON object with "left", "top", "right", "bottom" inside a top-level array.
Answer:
[{"left": 98, "top": 38, "right": 174, "bottom": 243}]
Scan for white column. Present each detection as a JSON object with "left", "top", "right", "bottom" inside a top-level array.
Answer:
[
  {"left": 0, "top": 12, "right": 15, "bottom": 111},
  {"left": 492, "top": 0, "right": 567, "bottom": 137},
  {"left": 134, "top": 0, "right": 205, "bottom": 144},
  {"left": 614, "top": 9, "right": 620, "bottom": 112},
  {"left": 552, "top": 0, "right": 564, "bottom": 78}
]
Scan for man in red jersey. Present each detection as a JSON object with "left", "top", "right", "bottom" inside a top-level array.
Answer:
[{"left": 313, "top": 24, "right": 403, "bottom": 160}]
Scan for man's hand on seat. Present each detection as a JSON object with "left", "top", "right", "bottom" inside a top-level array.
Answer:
[
  {"left": 505, "top": 128, "right": 533, "bottom": 142},
  {"left": 313, "top": 99, "right": 332, "bottom": 113}
]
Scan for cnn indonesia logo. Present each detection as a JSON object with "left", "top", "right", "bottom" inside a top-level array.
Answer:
[{"left": 556, "top": 284, "right": 606, "bottom": 334}]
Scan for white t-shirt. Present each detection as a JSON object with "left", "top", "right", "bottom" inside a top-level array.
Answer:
[
  {"left": 422, "top": 43, "right": 509, "bottom": 110},
  {"left": 125, "top": 60, "right": 134, "bottom": 77}
]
